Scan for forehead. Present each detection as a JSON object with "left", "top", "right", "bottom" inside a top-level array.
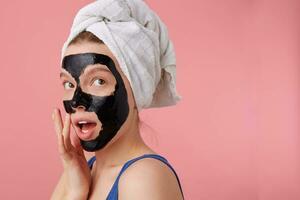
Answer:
[
  {"left": 62, "top": 41, "right": 122, "bottom": 74},
  {"left": 62, "top": 53, "right": 119, "bottom": 81},
  {"left": 63, "top": 41, "right": 115, "bottom": 60},
  {"left": 60, "top": 64, "right": 110, "bottom": 78}
]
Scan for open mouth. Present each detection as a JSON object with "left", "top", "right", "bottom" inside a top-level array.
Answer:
[
  {"left": 77, "top": 121, "right": 97, "bottom": 133},
  {"left": 75, "top": 120, "right": 98, "bottom": 140}
]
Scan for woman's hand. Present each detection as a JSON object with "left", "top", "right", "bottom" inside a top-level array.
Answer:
[{"left": 51, "top": 108, "right": 91, "bottom": 200}]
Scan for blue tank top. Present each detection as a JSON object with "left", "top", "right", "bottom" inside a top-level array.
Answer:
[{"left": 87, "top": 154, "right": 184, "bottom": 200}]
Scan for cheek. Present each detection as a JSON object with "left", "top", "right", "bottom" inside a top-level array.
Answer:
[
  {"left": 122, "top": 78, "right": 135, "bottom": 109},
  {"left": 85, "top": 84, "right": 116, "bottom": 96},
  {"left": 62, "top": 89, "right": 75, "bottom": 100}
]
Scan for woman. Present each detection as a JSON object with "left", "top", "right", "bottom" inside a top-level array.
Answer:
[{"left": 51, "top": 0, "right": 184, "bottom": 199}]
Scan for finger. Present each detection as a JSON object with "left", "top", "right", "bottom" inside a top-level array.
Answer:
[
  {"left": 52, "top": 108, "right": 67, "bottom": 157},
  {"left": 70, "top": 124, "right": 85, "bottom": 156},
  {"left": 62, "top": 113, "right": 73, "bottom": 152},
  {"left": 53, "top": 108, "right": 63, "bottom": 136}
]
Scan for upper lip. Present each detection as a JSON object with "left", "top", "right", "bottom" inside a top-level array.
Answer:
[{"left": 72, "top": 114, "right": 98, "bottom": 127}]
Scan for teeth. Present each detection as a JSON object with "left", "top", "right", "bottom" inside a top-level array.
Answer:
[{"left": 78, "top": 121, "right": 88, "bottom": 124}]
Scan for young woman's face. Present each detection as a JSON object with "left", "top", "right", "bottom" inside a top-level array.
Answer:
[{"left": 60, "top": 41, "right": 137, "bottom": 152}]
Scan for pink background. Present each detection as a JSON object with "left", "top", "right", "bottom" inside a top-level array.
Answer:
[{"left": 1, "top": 0, "right": 300, "bottom": 199}]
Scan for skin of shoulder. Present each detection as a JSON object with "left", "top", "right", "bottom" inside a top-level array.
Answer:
[{"left": 118, "top": 158, "right": 183, "bottom": 200}]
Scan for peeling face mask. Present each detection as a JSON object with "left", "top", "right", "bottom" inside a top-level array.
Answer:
[{"left": 62, "top": 53, "right": 129, "bottom": 152}]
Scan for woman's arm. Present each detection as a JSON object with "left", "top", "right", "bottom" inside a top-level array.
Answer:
[
  {"left": 50, "top": 172, "right": 88, "bottom": 200},
  {"left": 50, "top": 173, "right": 66, "bottom": 200}
]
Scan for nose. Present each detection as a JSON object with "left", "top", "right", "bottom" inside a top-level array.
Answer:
[
  {"left": 71, "top": 100, "right": 86, "bottom": 111},
  {"left": 69, "top": 86, "right": 91, "bottom": 112}
]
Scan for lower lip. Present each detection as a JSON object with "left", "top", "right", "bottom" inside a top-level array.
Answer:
[{"left": 76, "top": 124, "right": 97, "bottom": 140}]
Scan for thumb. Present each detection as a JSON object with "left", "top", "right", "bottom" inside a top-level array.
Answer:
[{"left": 70, "top": 128, "right": 85, "bottom": 156}]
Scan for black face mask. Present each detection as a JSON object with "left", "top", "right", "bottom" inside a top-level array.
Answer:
[{"left": 61, "top": 53, "right": 129, "bottom": 152}]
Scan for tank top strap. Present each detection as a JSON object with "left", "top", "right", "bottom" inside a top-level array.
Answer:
[
  {"left": 87, "top": 156, "right": 96, "bottom": 170},
  {"left": 87, "top": 154, "right": 185, "bottom": 200}
]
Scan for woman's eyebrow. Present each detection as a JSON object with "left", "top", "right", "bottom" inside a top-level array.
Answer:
[
  {"left": 84, "top": 66, "right": 111, "bottom": 75},
  {"left": 59, "top": 66, "right": 111, "bottom": 78}
]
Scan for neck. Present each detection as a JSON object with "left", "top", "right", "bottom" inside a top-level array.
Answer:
[{"left": 92, "top": 112, "right": 155, "bottom": 171}]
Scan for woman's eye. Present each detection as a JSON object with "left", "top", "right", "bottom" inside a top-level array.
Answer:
[
  {"left": 92, "top": 78, "right": 106, "bottom": 86},
  {"left": 63, "top": 81, "right": 74, "bottom": 89}
]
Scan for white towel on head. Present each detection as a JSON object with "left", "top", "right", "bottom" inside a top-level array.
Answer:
[{"left": 61, "top": 0, "right": 182, "bottom": 111}]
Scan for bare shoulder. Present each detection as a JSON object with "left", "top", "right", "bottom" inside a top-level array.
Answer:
[{"left": 118, "top": 157, "right": 183, "bottom": 200}]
